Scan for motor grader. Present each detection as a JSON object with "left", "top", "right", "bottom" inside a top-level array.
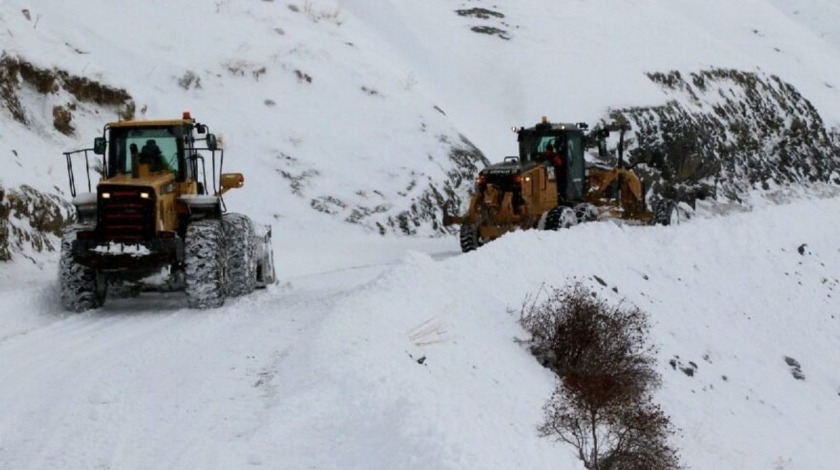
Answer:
[
  {"left": 59, "top": 112, "right": 275, "bottom": 311},
  {"left": 443, "top": 117, "right": 675, "bottom": 252}
]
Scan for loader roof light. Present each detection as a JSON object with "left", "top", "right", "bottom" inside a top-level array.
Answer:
[
  {"left": 182, "top": 111, "right": 192, "bottom": 120},
  {"left": 541, "top": 116, "right": 548, "bottom": 124}
]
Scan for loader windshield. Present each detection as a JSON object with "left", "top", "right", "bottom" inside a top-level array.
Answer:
[{"left": 107, "top": 126, "right": 184, "bottom": 178}]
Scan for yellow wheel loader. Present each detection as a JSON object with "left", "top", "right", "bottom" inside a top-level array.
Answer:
[
  {"left": 443, "top": 117, "right": 676, "bottom": 252},
  {"left": 59, "top": 112, "right": 275, "bottom": 311}
]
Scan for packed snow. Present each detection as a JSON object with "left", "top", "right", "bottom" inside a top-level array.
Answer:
[{"left": 2, "top": 1, "right": 840, "bottom": 469}]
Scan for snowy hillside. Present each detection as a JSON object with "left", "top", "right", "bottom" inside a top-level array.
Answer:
[{"left": 2, "top": 0, "right": 840, "bottom": 469}]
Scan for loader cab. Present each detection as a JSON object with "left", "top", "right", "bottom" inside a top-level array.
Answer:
[
  {"left": 517, "top": 120, "right": 586, "bottom": 202},
  {"left": 105, "top": 123, "right": 190, "bottom": 181}
]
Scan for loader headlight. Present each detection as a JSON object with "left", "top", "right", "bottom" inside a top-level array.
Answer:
[
  {"left": 101, "top": 192, "right": 111, "bottom": 199},
  {"left": 140, "top": 192, "right": 150, "bottom": 199}
]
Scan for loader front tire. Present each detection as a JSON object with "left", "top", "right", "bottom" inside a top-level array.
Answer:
[{"left": 59, "top": 228, "right": 106, "bottom": 312}]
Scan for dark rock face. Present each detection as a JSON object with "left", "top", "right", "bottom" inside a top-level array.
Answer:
[
  {"left": 607, "top": 69, "right": 840, "bottom": 205},
  {"left": 380, "top": 134, "right": 488, "bottom": 235},
  {"left": 303, "top": 133, "right": 487, "bottom": 236},
  {"left": 0, "top": 184, "right": 74, "bottom": 261},
  {"left": 0, "top": 54, "right": 133, "bottom": 262},
  {"left": 0, "top": 53, "right": 135, "bottom": 132}
]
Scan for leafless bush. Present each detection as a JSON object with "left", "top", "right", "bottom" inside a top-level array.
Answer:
[
  {"left": 178, "top": 71, "right": 202, "bottom": 90},
  {"left": 539, "top": 385, "right": 679, "bottom": 470},
  {"left": 521, "top": 282, "right": 680, "bottom": 470},
  {"left": 52, "top": 104, "right": 74, "bottom": 134}
]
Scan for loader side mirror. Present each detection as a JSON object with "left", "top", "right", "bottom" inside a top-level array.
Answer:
[
  {"left": 220, "top": 173, "right": 244, "bottom": 192},
  {"left": 93, "top": 137, "right": 106, "bottom": 155},
  {"left": 206, "top": 133, "right": 218, "bottom": 151}
]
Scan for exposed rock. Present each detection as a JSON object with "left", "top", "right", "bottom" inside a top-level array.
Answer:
[
  {"left": 0, "top": 53, "right": 135, "bottom": 131},
  {"left": 0, "top": 184, "right": 74, "bottom": 261},
  {"left": 605, "top": 69, "right": 840, "bottom": 206},
  {"left": 381, "top": 134, "right": 488, "bottom": 235}
]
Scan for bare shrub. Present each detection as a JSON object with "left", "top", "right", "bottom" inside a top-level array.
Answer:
[
  {"left": 178, "top": 71, "right": 202, "bottom": 90},
  {"left": 521, "top": 282, "right": 680, "bottom": 470},
  {"left": 52, "top": 104, "right": 74, "bottom": 134},
  {"left": 539, "top": 385, "right": 679, "bottom": 470}
]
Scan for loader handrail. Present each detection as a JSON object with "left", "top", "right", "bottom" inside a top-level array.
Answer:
[{"left": 62, "top": 148, "right": 98, "bottom": 198}]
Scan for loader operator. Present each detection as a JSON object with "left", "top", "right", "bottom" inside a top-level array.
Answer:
[{"left": 139, "top": 139, "right": 172, "bottom": 173}]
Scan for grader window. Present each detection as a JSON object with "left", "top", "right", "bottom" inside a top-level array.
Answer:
[{"left": 537, "top": 136, "right": 563, "bottom": 153}]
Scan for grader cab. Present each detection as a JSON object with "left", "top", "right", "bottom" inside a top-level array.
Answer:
[{"left": 444, "top": 117, "right": 674, "bottom": 252}]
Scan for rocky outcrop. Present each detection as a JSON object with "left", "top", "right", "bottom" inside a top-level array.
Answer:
[
  {"left": 302, "top": 133, "right": 487, "bottom": 236},
  {"left": 607, "top": 69, "right": 840, "bottom": 205},
  {"left": 0, "top": 54, "right": 135, "bottom": 134},
  {"left": 380, "top": 135, "right": 487, "bottom": 235},
  {"left": 0, "top": 184, "right": 74, "bottom": 261}
]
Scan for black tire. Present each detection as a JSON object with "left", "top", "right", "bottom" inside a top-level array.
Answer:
[
  {"left": 459, "top": 224, "right": 482, "bottom": 253},
  {"left": 573, "top": 203, "right": 598, "bottom": 223},
  {"left": 185, "top": 219, "right": 226, "bottom": 309},
  {"left": 544, "top": 206, "right": 577, "bottom": 231},
  {"left": 223, "top": 213, "right": 257, "bottom": 297},
  {"left": 653, "top": 199, "right": 679, "bottom": 226},
  {"left": 255, "top": 225, "right": 276, "bottom": 287},
  {"left": 59, "top": 228, "right": 106, "bottom": 312}
]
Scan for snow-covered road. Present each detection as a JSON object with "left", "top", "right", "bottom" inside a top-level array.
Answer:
[
  {"left": 3, "top": 194, "right": 840, "bottom": 469},
  {"left": 0, "top": 253, "right": 409, "bottom": 469}
]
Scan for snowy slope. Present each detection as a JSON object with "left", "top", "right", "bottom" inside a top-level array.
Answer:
[{"left": 2, "top": 0, "right": 840, "bottom": 469}]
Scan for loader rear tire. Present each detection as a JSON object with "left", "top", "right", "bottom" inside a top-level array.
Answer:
[
  {"left": 59, "top": 228, "right": 106, "bottom": 312},
  {"left": 459, "top": 224, "right": 482, "bottom": 253},
  {"left": 185, "top": 219, "right": 226, "bottom": 309},
  {"left": 223, "top": 213, "right": 257, "bottom": 297},
  {"left": 545, "top": 206, "right": 577, "bottom": 230}
]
